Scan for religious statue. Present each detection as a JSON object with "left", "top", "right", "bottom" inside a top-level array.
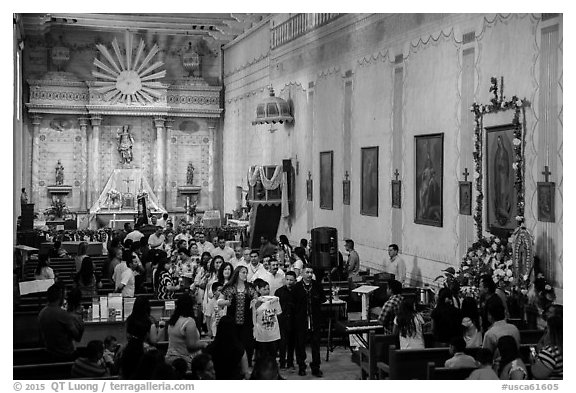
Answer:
[
  {"left": 20, "top": 188, "right": 28, "bottom": 204},
  {"left": 494, "top": 136, "right": 512, "bottom": 226},
  {"left": 186, "top": 162, "right": 195, "bottom": 185},
  {"left": 117, "top": 125, "right": 135, "bottom": 164},
  {"left": 55, "top": 160, "right": 64, "bottom": 185}
]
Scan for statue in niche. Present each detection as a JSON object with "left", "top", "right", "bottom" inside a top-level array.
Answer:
[
  {"left": 117, "top": 125, "right": 135, "bottom": 164},
  {"left": 494, "top": 136, "right": 512, "bottom": 226},
  {"left": 55, "top": 160, "right": 64, "bottom": 185},
  {"left": 186, "top": 162, "right": 195, "bottom": 185}
]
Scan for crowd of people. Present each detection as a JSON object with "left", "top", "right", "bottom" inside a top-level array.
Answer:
[
  {"left": 32, "top": 216, "right": 562, "bottom": 380},
  {"left": 379, "top": 274, "right": 563, "bottom": 380}
]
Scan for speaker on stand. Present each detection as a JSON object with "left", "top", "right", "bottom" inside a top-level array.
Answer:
[{"left": 310, "top": 226, "right": 338, "bottom": 361}]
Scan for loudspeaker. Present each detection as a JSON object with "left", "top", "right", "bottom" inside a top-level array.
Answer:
[
  {"left": 310, "top": 226, "right": 338, "bottom": 269},
  {"left": 20, "top": 203, "right": 34, "bottom": 231}
]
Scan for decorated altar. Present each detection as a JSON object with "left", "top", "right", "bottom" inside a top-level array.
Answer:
[{"left": 88, "top": 168, "right": 166, "bottom": 228}]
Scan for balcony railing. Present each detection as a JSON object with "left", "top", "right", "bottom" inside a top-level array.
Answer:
[{"left": 271, "top": 13, "right": 343, "bottom": 49}]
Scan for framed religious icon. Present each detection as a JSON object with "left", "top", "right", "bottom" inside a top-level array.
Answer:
[
  {"left": 414, "top": 133, "right": 443, "bottom": 227},
  {"left": 361, "top": 147, "right": 379, "bottom": 216},
  {"left": 391, "top": 180, "right": 401, "bottom": 208},
  {"left": 485, "top": 125, "right": 518, "bottom": 233},
  {"left": 459, "top": 181, "right": 472, "bottom": 215},
  {"left": 319, "top": 151, "right": 333, "bottom": 209},
  {"left": 537, "top": 182, "right": 555, "bottom": 222}
]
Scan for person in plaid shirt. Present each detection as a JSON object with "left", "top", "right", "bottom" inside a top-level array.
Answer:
[{"left": 378, "top": 280, "right": 403, "bottom": 334}]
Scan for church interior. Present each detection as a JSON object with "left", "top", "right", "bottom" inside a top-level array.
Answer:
[{"left": 12, "top": 13, "right": 564, "bottom": 381}]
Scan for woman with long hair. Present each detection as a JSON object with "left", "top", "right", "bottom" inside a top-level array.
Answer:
[
  {"left": 191, "top": 251, "right": 211, "bottom": 331},
  {"left": 165, "top": 294, "right": 205, "bottom": 369},
  {"left": 431, "top": 287, "right": 462, "bottom": 347},
  {"left": 278, "top": 235, "right": 293, "bottom": 265},
  {"left": 204, "top": 315, "right": 249, "bottom": 379},
  {"left": 75, "top": 256, "right": 102, "bottom": 298},
  {"left": 34, "top": 255, "right": 55, "bottom": 280},
  {"left": 393, "top": 297, "right": 425, "bottom": 349},
  {"left": 217, "top": 262, "right": 233, "bottom": 285},
  {"left": 497, "top": 335, "right": 528, "bottom": 380},
  {"left": 217, "top": 265, "right": 258, "bottom": 366},
  {"left": 202, "top": 256, "right": 225, "bottom": 337},
  {"left": 75, "top": 241, "right": 89, "bottom": 273},
  {"left": 461, "top": 296, "right": 482, "bottom": 348},
  {"left": 532, "top": 315, "right": 563, "bottom": 379},
  {"left": 126, "top": 296, "right": 160, "bottom": 347},
  {"left": 154, "top": 251, "right": 180, "bottom": 300}
]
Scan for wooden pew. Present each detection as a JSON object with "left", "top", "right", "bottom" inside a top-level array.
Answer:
[
  {"left": 13, "top": 348, "right": 54, "bottom": 365},
  {"left": 382, "top": 345, "right": 482, "bottom": 380},
  {"left": 426, "top": 362, "right": 477, "bottom": 379},
  {"left": 519, "top": 329, "right": 545, "bottom": 345},
  {"left": 358, "top": 332, "right": 399, "bottom": 379},
  {"left": 13, "top": 362, "right": 74, "bottom": 380}
]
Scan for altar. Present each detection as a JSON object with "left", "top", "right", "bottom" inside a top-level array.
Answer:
[{"left": 89, "top": 168, "right": 166, "bottom": 229}]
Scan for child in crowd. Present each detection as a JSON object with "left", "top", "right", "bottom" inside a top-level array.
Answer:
[
  {"left": 252, "top": 278, "right": 282, "bottom": 362},
  {"left": 210, "top": 282, "right": 225, "bottom": 337},
  {"left": 71, "top": 340, "right": 109, "bottom": 378},
  {"left": 103, "top": 335, "right": 120, "bottom": 375},
  {"left": 444, "top": 336, "right": 478, "bottom": 369},
  {"left": 467, "top": 348, "right": 499, "bottom": 380}
]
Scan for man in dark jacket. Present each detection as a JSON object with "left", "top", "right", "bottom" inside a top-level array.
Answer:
[
  {"left": 274, "top": 270, "right": 297, "bottom": 369},
  {"left": 292, "top": 265, "right": 326, "bottom": 377}
]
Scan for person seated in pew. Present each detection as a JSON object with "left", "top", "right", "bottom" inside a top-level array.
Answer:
[
  {"left": 467, "top": 348, "right": 499, "bottom": 380},
  {"left": 531, "top": 315, "right": 562, "bottom": 379},
  {"left": 49, "top": 240, "right": 68, "bottom": 258},
  {"left": 103, "top": 336, "right": 119, "bottom": 374},
  {"left": 482, "top": 302, "right": 520, "bottom": 355},
  {"left": 38, "top": 283, "right": 84, "bottom": 361},
  {"left": 444, "top": 336, "right": 478, "bottom": 368},
  {"left": 431, "top": 287, "right": 462, "bottom": 347},
  {"left": 497, "top": 335, "right": 528, "bottom": 380},
  {"left": 378, "top": 279, "right": 404, "bottom": 334},
  {"left": 71, "top": 340, "right": 109, "bottom": 378},
  {"left": 393, "top": 297, "right": 425, "bottom": 349},
  {"left": 461, "top": 297, "right": 482, "bottom": 348},
  {"left": 190, "top": 353, "right": 216, "bottom": 380},
  {"left": 34, "top": 254, "right": 55, "bottom": 280}
]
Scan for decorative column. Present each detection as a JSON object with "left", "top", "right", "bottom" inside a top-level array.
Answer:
[
  {"left": 30, "top": 115, "right": 42, "bottom": 204},
  {"left": 165, "top": 118, "right": 175, "bottom": 210},
  {"left": 89, "top": 115, "right": 102, "bottom": 207},
  {"left": 154, "top": 117, "right": 166, "bottom": 207},
  {"left": 208, "top": 120, "right": 218, "bottom": 212},
  {"left": 78, "top": 117, "right": 89, "bottom": 211}
]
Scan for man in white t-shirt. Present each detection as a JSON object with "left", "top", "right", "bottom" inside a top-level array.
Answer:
[
  {"left": 252, "top": 278, "right": 282, "bottom": 361},
  {"left": 268, "top": 259, "right": 286, "bottom": 295},
  {"left": 157, "top": 213, "right": 169, "bottom": 228},
  {"left": 194, "top": 231, "right": 214, "bottom": 255},
  {"left": 210, "top": 238, "right": 235, "bottom": 262},
  {"left": 115, "top": 255, "right": 137, "bottom": 297},
  {"left": 247, "top": 250, "right": 267, "bottom": 282},
  {"left": 229, "top": 246, "right": 244, "bottom": 268},
  {"left": 148, "top": 227, "right": 165, "bottom": 250}
]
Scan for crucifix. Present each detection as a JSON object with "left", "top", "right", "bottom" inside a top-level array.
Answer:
[
  {"left": 462, "top": 168, "right": 470, "bottom": 182},
  {"left": 344, "top": 171, "right": 349, "bottom": 181},
  {"left": 123, "top": 179, "right": 135, "bottom": 194},
  {"left": 541, "top": 166, "right": 552, "bottom": 182},
  {"left": 393, "top": 169, "right": 400, "bottom": 181}
]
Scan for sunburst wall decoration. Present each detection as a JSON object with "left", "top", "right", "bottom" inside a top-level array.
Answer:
[{"left": 92, "top": 31, "right": 166, "bottom": 105}]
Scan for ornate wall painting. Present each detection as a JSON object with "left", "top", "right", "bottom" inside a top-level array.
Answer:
[
  {"left": 319, "top": 151, "right": 333, "bottom": 210},
  {"left": 361, "top": 147, "right": 379, "bottom": 216},
  {"left": 391, "top": 180, "right": 401, "bottom": 209},
  {"left": 414, "top": 133, "right": 443, "bottom": 227},
  {"left": 485, "top": 125, "right": 518, "bottom": 233},
  {"left": 459, "top": 181, "right": 472, "bottom": 215},
  {"left": 537, "top": 182, "right": 555, "bottom": 222}
]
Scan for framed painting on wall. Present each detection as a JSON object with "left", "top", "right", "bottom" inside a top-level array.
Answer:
[
  {"left": 414, "top": 133, "right": 443, "bottom": 227},
  {"left": 537, "top": 182, "right": 555, "bottom": 222},
  {"left": 485, "top": 125, "right": 518, "bottom": 234},
  {"left": 459, "top": 181, "right": 472, "bottom": 215},
  {"left": 319, "top": 151, "right": 333, "bottom": 210},
  {"left": 361, "top": 147, "right": 379, "bottom": 216}
]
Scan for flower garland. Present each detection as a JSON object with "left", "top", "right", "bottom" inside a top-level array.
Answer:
[
  {"left": 44, "top": 199, "right": 70, "bottom": 218},
  {"left": 470, "top": 77, "right": 527, "bottom": 239},
  {"left": 107, "top": 188, "right": 121, "bottom": 201},
  {"left": 258, "top": 165, "right": 282, "bottom": 190},
  {"left": 247, "top": 166, "right": 260, "bottom": 187}
]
